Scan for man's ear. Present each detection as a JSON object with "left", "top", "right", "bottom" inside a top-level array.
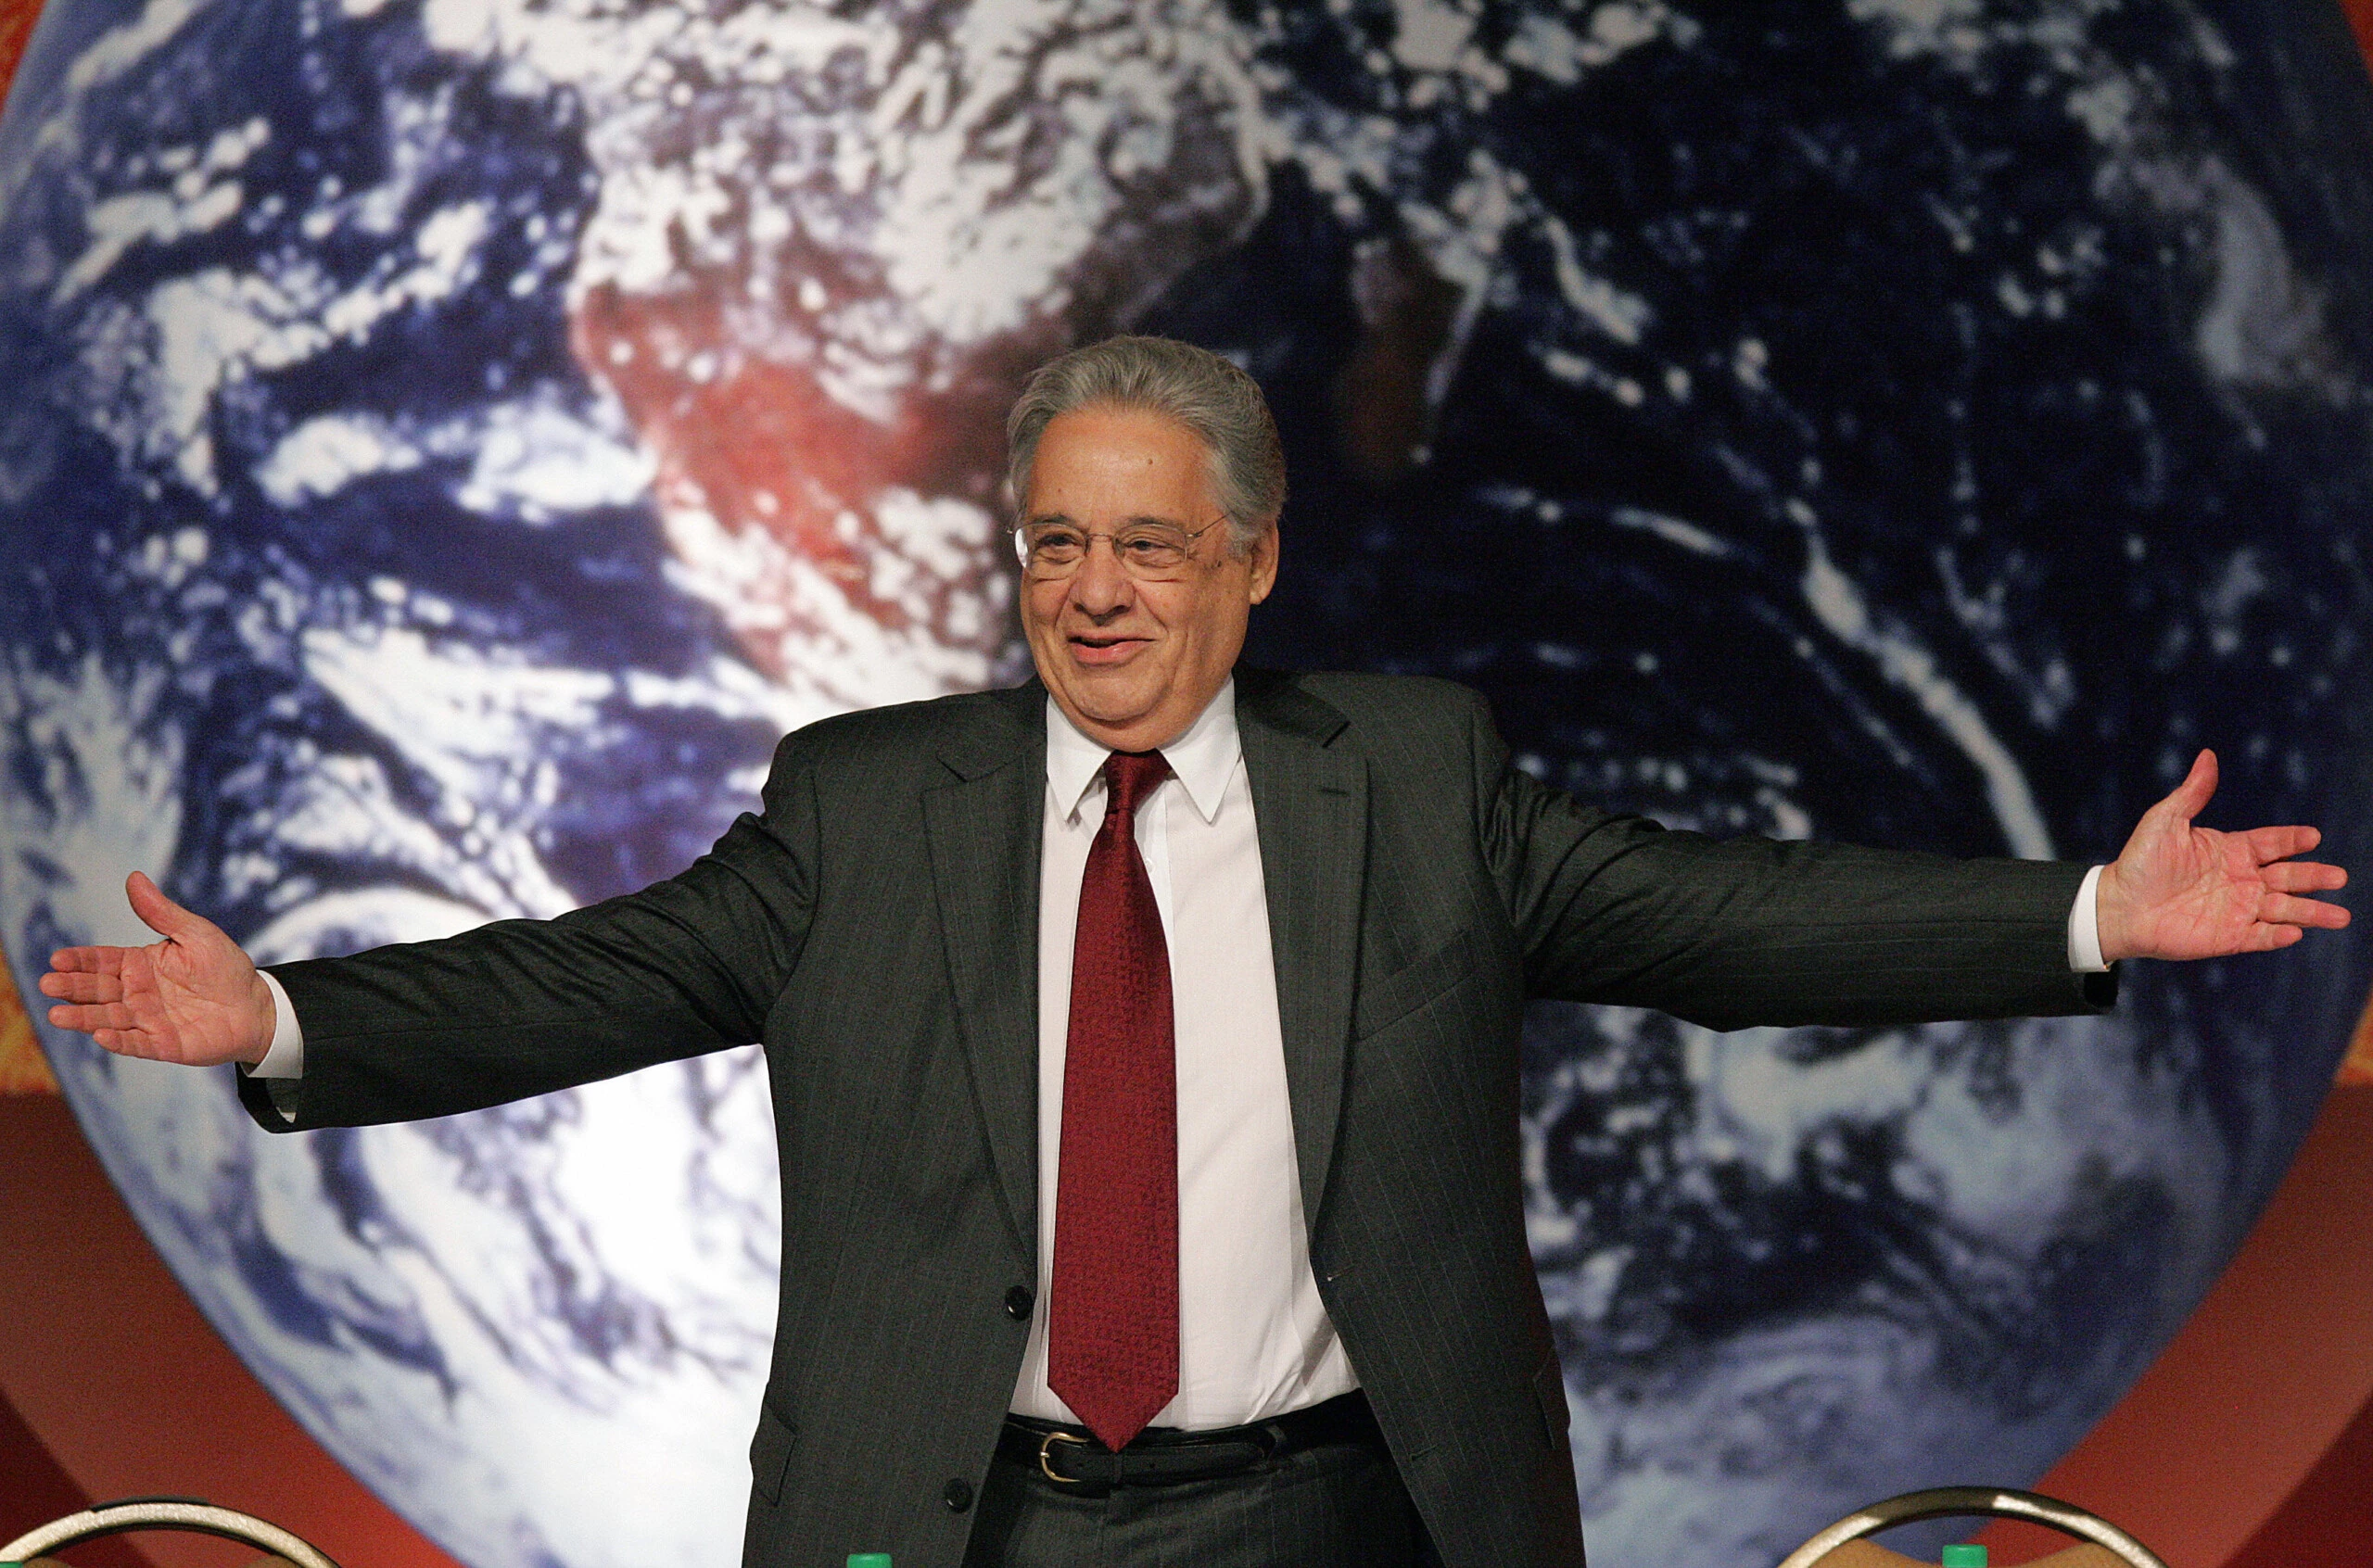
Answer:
[{"left": 1246, "top": 520, "right": 1280, "bottom": 604}]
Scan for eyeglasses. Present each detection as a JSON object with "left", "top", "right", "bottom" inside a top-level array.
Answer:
[{"left": 1011, "top": 518, "right": 1227, "bottom": 580}]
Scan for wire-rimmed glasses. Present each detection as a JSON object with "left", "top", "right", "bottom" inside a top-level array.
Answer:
[{"left": 1011, "top": 517, "right": 1228, "bottom": 580}]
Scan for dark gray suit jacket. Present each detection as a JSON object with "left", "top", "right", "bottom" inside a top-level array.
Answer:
[{"left": 240, "top": 669, "right": 2109, "bottom": 1568}]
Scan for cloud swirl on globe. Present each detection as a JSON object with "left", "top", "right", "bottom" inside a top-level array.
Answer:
[{"left": 0, "top": 1, "right": 2369, "bottom": 1565}]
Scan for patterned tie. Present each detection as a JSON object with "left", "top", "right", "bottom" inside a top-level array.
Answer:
[{"left": 1047, "top": 750, "right": 1179, "bottom": 1451}]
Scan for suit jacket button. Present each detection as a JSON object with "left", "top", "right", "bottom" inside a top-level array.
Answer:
[
  {"left": 944, "top": 1477, "right": 974, "bottom": 1513},
  {"left": 1004, "top": 1284, "right": 1034, "bottom": 1321}
]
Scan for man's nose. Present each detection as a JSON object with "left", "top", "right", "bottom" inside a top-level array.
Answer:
[{"left": 1069, "top": 537, "right": 1136, "bottom": 613}]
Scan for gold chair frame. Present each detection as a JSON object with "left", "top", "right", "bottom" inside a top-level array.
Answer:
[
  {"left": 1, "top": 1497, "right": 339, "bottom": 1568},
  {"left": 1775, "top": 1486, "right": 2168, "bottom": 1568}
]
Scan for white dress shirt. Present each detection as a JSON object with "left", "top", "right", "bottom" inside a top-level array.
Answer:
[{"left": 1008, "top": 680, "right": 1359, "bottom": 1427}]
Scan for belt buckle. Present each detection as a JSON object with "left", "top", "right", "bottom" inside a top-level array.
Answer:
[{"left": 1037, "top": 1429, "right": 1095, "bottom": 1486}]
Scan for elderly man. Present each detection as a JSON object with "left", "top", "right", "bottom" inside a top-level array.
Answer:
[{"left": 43, "top": 336, "right": 2349, "bottom": 1568}]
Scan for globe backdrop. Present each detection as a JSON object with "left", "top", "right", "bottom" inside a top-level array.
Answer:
[{"left": 2, "top": 2, "right": 2371, "bottom": 1565}]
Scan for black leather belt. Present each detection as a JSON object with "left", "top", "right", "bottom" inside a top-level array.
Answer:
[{"left": 997, "top": 1391, "right": 1384, "bottom": 1495}]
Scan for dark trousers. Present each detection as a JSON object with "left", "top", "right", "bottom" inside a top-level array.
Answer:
[{"left": 959, "top": 1427, "right": 1436, "bottom": 1568}]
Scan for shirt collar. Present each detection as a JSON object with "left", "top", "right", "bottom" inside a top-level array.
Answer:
[{"left": 1044, "top": 678, "right": 1241, "bottom": 827}]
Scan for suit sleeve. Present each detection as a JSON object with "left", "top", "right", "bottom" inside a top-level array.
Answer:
[
  {"left": 1467, "top": 696, "right": 2114, "bottom": 1030},
  {"left": 236, "top": 727, "right": 824, "bottom": 1132}
]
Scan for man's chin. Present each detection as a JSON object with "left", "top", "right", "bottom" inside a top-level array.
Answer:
[
  {"left": 1045, "top": 674, "right": 1177, "bottom": 744},
  {"left": 1065, "top": 685, "right": 1160, "bottom": 728}
]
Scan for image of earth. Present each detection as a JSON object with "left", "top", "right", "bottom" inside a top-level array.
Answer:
[{"left": 3, "top": 1, "right": 2371, "bottom": 1565}]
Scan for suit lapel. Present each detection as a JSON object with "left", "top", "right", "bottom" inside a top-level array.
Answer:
[
  {"left": 923, "top": 684, "right": 1047, "bottom": 1256},
  {"left": 1237, "top": 671, "right": 1367, "bottom": 1233}
]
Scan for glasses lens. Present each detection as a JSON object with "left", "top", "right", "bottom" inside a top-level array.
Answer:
[
  {"left": 1016, "top": 523, "right": 1200, "bottom": 576},
  {"left": 1116, "top": 525, "right": 1189, "bottom": 572},
  {"left": 1019, "top": 525, "right": 1085, "bottom": 575}
]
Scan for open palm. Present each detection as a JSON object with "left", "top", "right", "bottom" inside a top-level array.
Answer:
[
  {"left": 39, "top": 871, "right": 276, "bottom": 1066},
  {"left": 2097, "top": 751, "right": 2350, "bottom": 963}
]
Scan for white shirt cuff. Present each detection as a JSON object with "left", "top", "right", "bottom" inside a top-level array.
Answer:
[
  {"left": 251, "top": 970, "right": 306, "bottom": 1078},
  {"left": 2067, "top": 864, "right": 2109, "bottom": 973}
]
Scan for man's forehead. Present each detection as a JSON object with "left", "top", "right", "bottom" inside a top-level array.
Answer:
[{"left": 1031, "top": 408, "right": 1212, "bottom": 471}]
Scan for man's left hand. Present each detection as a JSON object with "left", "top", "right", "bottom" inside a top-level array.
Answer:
[{"left": 2097, "top": 749, "right": 2350, "bottom": 963}]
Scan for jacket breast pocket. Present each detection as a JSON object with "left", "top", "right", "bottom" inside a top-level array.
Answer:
[
  {"left": 1353, "top": 927, "right": 1484, "bottom": 1040},
  {"left": 749, "top": 1394, "right": 800, "bottom": 1508}
]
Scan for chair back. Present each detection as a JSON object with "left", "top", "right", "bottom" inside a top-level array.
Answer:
[
  {"left": 0, "top": 1497, "right": 337, "bottom": 1568},
  {"left": 1776, "top": 1486, "right": 2167, "bottom": 1568}
]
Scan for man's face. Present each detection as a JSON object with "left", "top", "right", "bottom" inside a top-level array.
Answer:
[{"left": 1020, "top": 404, "right": 1278, "bottom": 752}]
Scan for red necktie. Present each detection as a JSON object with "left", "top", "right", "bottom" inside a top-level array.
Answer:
[{"left": 1047, "top": 750, "right": 1179, "bottom": 1452}]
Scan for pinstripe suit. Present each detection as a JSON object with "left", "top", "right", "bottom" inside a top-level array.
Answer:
[{"left": 240, "top": 668, "right": 2108, "bottom": 1568}]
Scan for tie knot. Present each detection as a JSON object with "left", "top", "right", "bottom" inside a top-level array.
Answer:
[{"left": 1101, "top": 751, "right": 1171, "bottom": 816}]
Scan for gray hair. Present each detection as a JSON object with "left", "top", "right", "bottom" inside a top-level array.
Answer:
[{"left": 1007, "top": 335, "right": 1286, "bottom": 550}]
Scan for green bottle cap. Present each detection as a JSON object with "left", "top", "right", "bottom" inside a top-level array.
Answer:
[
  {"left": 1941, "top": 1547, "right": 1986, "bottom": 1568},
  {"left": 848, "top": 1556, "right": 892, "bottom": 1568}
]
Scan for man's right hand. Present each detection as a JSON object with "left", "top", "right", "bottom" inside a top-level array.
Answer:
[{"left": 39, "top": 871, "right": 276, "bottom": 1067}]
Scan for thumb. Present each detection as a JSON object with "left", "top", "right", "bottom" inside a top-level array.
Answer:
[
  {"left": 125, "top": 871, "right": 204, "bottom": 942},
  {"left": 2160, "top": 749, "right": 2217, "bottom": 827}
]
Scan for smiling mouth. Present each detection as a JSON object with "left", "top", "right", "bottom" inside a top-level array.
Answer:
[{"left": 1069, "top": 632, "right": 1151, "bottom": 664}]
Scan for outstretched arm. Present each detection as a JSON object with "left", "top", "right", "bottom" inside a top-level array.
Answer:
[
  {"left": 1475, "top": 700, "right": 2107, "bottom": 1030},
  {"left": 39, "top": 723, "right": 824, "bottom": 1129},
  {"left": 40, "top": 871, "right": 276, "bottom": 1066},
  {"left": 2096, "top": 749, "right": 2349, "bottom": 961},
  {"left": 1477, "top": 690, "right": 2345, "bottom": 1029}
]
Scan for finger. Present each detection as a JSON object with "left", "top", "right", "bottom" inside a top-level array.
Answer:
[
  {"left": 46, "top": 999, "right": 140, "bottom": 1034},
  {"left": 2259, "top": 860, "right": 2348, "bottom": 894},
  {"left": 2259, "top": 893, "right": 2353, "bottom": 929},
  {"left": 2240, "top": 825, "right": 2324, "bottom": 864},
  {"left": 47, "top": 945, "right": 124, "bottom": 974},
  {"left": 87, "top": 1026, "right": 160, "bottom": 1058},
  {"left": 2159, "top": 749, "right": 2217, "bottom": 825},
  {"left": 36, "top": 970, "right": 124, "bottom": 1004},
  {"left": 125, "top": 870, "right": 207, "bottom": 942}
]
